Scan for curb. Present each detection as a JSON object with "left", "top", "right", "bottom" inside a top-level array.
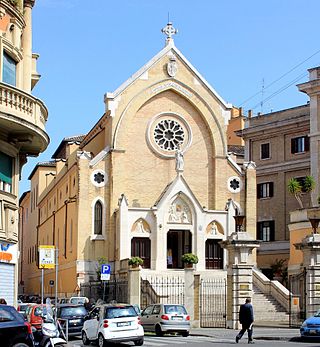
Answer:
[{"left": 190, "top": 333, "right": 300, "bottom": 342}]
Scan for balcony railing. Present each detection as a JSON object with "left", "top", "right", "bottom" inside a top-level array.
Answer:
[{"left": 0, "top": 82, "right": 48, "bottom": 132}]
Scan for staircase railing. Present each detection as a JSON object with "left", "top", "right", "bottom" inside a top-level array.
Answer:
[{"left": 252, "top": 268, "right": 290, "bottom": 312}]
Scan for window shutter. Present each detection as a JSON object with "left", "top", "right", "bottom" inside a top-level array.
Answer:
[
  {"left": 256, "top": 222, "right": 261, "bottom": 240},
  {"left": 269, "top": 182, "right": 274, "bottom": 197},
  {"left": 305, "top": 136, "right": 310, "bottom": 152},
  {"left": 257, "top": 184, "right": 261, "bottom": 199},
  {"left": 270, "top": 221, "right": 275, "bottom": 241},
  {"left": 291, "top": 138, "right": 296, "bottom": 154},
  {"left": 0, "top": 152, "right": 13, "bottom": 184}
]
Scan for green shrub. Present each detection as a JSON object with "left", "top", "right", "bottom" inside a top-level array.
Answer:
[
  {"left": 128, "top": 256, "right": 143, "bottom": 266},
  {"left": 181, "top": 253, "right": 199, "bottom": 264}
]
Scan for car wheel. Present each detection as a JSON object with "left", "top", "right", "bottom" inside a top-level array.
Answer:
[
  {"left": 155, "top": 324, "right": 164, "bottom": 337},
  {"left": 82, "top": 331, "right": 90, "bottom": 345},
  {"left": 12, "top": 344, "right": 29, "bottom": 347},
  {"left": 182, "top": 331, "right": 189, "bottom": 337},
  {"left": 98, "top": 333, "right": 106, "bottom": 347},
  {"left": 134, "top": 337, "right": 144, "bottom": 346}
]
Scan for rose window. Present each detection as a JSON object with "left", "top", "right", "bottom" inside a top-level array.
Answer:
[
  {"left": 227, "top": 176, "right": 242, "bottom": 193},
  {"left": 94, "top": 172, "right": 105, "bottom": 184},
  {"left": 153, "top": 119, "right": 185, "bottom": 151}
]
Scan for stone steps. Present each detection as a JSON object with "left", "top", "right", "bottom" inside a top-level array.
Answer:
[{"left": 252, "top": 284, "right": 289, "bottom": 324}]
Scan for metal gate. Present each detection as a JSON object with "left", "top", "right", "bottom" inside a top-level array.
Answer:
[
  {"left": 140, "top": 276, "right": 184, "bottom": 309},
  {"left": 289, "top": 272, "right": 306, "bottom": 327},
  {"left": 81, "top": 277, "right": 128, "bottom": 304},
  {"left": 200, "top": 278, "right": 226, "bottom": 328}
]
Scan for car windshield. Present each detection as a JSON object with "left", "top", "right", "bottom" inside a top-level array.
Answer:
[
  {"left": 164, "top": 305, "right": 187, "bottom": 315},
  {"left": 315, "top": 310, "right": 320, "bottom": 317},
  {"left": 59, "top": 306, "right": 87, "bottom": 318},
  {"left": 0, "top": 307, "right": 15, "bottom": 322},
  {"left": 19, "top": 304, "right": 29, "bottom": 312},
  {"left": 105, "top": 306, "right": 137, "bottom": 319},
  {"left": 70, "top": 298, "right": 86, "bottom": 304}
]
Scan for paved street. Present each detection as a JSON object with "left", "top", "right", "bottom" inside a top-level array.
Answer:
[{"left": 67, "top": 334, "right": 320, "bottom": 347}]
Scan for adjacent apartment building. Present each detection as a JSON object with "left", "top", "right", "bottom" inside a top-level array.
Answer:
[
  {"left": 241, "top": 105, "right": 310, "bottom": 273},
  {"left": 0, "top": 0, "right": 49, "bottom": 305}
]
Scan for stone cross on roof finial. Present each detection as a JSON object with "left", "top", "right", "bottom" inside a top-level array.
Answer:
[{"left": 161, "top": 22, "right": 178, "bottom": 45}]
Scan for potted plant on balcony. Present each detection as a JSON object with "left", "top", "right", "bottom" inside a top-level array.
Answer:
[
  {"left": 181, "top": 253, "right": 198, "bottom": 268},
  {"left": 128, "top": 256, "right": 143, "bottom": 268}
]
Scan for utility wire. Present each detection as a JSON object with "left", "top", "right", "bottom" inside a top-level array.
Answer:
[
  {"left": 239, "top": 48, "right": 320, "bottom": 107},
  {"left": 251, "top": 71, "right": 308, "bottom": 110}
]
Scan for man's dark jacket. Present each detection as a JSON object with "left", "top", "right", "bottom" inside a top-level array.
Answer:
[{"left": 239, "top": 303, "right": 254, "bottom": 325}]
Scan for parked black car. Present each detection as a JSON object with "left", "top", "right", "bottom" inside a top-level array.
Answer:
[
  {"left": 56, "top": 304, "right": 87, "bottom": 337},
  {"left": 0, "top": 304, "right": 34, "bottom": 347}
]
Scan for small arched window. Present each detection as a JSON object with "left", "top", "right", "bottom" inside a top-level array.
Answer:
[{"left": 94, "top": 201, "right": 103, "bottom": 235}]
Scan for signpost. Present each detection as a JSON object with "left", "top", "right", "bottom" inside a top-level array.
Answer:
[
  {"left": 38, "top": 245, "right": 55, "bottom": 305},
  {"left": 101, "top": 264, "right": 111, "bottom": 302}
]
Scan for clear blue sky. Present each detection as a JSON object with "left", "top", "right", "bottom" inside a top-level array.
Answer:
[{"left": 20, "top": 0, "right": 320, "bottom": 194}]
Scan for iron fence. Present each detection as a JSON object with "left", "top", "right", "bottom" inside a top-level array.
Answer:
[
  {"left": 200, "top": 277, "right": 226, "bottom": 328},
  {"left": 141, "top": 275, "right": 184, "bottom": 309},
  {"left": 80, "top": 277, "right": 128, "bottom": 304}
]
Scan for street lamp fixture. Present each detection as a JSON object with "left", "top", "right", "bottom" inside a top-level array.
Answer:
[
  {"left": 309, "top": 217, "right": 320, "bottom": 234},
  {"left": 234, "top": 214, "right": 245, "bottom": 233}
]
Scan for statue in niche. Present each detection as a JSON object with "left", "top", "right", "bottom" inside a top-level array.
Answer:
[
  {"left": 175, "top": 145, "right": 184, "bottom": 172},
  {"left": 134, "top": 219, "right": 148, "bottom": 233},
  {"left": 210, "top": 222, "right": 218, "bottom": 235}
]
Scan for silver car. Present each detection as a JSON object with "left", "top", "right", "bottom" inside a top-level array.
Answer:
[{"left": 140, "top": 304, "right": 190, "bottom": 336}]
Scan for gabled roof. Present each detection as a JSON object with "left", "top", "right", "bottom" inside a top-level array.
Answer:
[
  {"left": 52, "top": 134, "right": 86, "bottom": 159},
  {"left": 107, "top": 40, "right": 232, "bottom": 110},
  {"left": 153, "top": 173, "right": 203, "bottom": 212},
  {"left": 28, "top": 161, "right": 56, "bottom": 180}
]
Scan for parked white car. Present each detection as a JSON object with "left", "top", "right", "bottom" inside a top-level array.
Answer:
[
  {"left": 81, "top": 303, "right": 144, "bottom": 347},
  {"left": 140, "top": 303, "right": 190, "bottom": 336}
]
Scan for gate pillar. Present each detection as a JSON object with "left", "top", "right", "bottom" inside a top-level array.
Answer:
[
  {"left": 220, "top": 232, "right": 259, "bottom": 329},
  {"left": 128, "top": 267, "right": 141, "bottom": 306},
  {"left": 184, "top": 267, "right": 199, "bottom": 327},
  {"left": 295, "top": 233, "right": 320, "bottom": 318}
]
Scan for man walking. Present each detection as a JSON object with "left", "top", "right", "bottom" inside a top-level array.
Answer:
[{"left": 236, "top": 298, "right": 254, "bottom": 344}]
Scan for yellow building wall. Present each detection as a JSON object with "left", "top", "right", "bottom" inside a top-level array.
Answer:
[{"left": 289, "top": 227, "right": 310, "bottom": 267}]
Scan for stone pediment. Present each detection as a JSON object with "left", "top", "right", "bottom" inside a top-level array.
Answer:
[{"left": 105, "top": 40, "right": 231, "bottom": 110}]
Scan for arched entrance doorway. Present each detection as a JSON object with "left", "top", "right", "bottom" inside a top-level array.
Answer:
[{"left": 167, "top": 230, "right": 192, "bottom": 269}]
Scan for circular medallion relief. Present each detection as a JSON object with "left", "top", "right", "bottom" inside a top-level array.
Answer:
[
  {"left": 90, "top": 169, "right": 107, "bottom": 187},
  {"left": 147, "top": 113, "right": 192, "bottom": 158},
  {"left": 227, "top": 176, "right": 242, "bottom": 193}
]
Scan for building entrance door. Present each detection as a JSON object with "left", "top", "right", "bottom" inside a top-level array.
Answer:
[{"left": 167, "top": 230, "right": 192, "bottom": 269}]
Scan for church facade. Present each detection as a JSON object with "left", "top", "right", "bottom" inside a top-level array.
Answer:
[{"left": 20, "top": 24, "right": 256, "bottom": 296}]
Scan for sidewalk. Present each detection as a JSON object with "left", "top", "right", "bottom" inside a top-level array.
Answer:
[{"left": 190, "top": 326, "right": 301, "bottom": 341}]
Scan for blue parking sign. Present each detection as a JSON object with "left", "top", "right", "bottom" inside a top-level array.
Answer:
[{"left": 101, "top": 264, "right": 111, "bottom": 281}]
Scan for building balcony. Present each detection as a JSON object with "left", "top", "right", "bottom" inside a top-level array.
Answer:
[{"left": 0, "top": 82, "right": 49, "bottom": 155}]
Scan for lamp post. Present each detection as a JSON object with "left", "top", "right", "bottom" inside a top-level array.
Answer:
[{"left": 234, "top": 214, "right": 245, "bottom": 233}]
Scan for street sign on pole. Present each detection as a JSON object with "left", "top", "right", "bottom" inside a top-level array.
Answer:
[
  {"left": 101, "top": 264, "right": 111, "bottom": 281},
  {"left": 38, "top": 245, "right": 55, "bottom": 269}
]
